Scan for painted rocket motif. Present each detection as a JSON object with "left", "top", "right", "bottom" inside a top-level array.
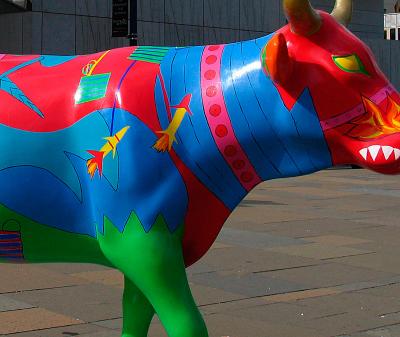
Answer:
[{"left": 87, "top": 126, "right": 130, "bottom": 178}]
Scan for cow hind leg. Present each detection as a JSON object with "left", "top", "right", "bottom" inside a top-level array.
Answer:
[
  {"left": 98, "top": 214, "right": 208, "bottom": 337},
  {"left": 122, "top": 276, "right": 154, "bottom": 337}
]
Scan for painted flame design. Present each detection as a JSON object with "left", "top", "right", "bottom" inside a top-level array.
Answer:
[{"left": 347, "top": 94, "right": 400, "bottom": 139}]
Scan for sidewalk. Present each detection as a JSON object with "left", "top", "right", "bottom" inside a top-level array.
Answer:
[{"left": 1, "top": 169, "right": 400, "bottom": 337}]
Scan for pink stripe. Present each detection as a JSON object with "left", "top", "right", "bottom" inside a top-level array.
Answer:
[
  {"left": 321, "top": 85, "right": 397, "bottom": 131},
  {"left": 201, "top": 45, "right": 262, "bottom": 192},
  {"left": 0, "top": 54, "right": 5, "bottom": 61}
]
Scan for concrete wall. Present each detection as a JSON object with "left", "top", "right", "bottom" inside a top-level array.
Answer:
[
  {"left": 137, "top": 0, "right": 384, "bottom": 46},
  {"left": 314, "top": 0, "right": 383, "bottom": 39},
  {"left": 366, "top": 39, "right": 400, "bottom": 89},
  {"left": 137, "top": 0, "right": 284, "bottom": 46},
  {"left": 0, "top": 0, "right": 388, "bottom": 50},
  {"left": 0, "top": 0, "right": 398, "bottom": 89},
  {"left": 0, "top": 0, "right": 128, "bottom": 55}
]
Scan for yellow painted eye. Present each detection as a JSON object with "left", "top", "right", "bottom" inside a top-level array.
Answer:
[{"left": 333, "top": 54, "right": 369, "bottom": 75}]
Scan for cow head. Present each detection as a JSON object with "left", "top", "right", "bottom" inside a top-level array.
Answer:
[{"left": 263, "top": 0, "right": 400, "bottom": 174}]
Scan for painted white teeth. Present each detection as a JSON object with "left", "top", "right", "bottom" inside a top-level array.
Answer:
[
  {"left": 359, "top": 145, "right": 400, "bottom": 161},
  {"left": 359, "top": 148, "right": 368, "bottom": 160},
  {"left": 382, "top": 146, "right": 394, "bottom": 160},
  {"left": 368, "top": 145, "right": 381, "bottom": 161}
]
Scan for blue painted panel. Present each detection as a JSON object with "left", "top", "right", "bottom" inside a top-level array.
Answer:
[
  {"left": 0, "top": 109, "right": 188, "bottom": 236},
  {"left": 241, "top": 39, "right": 315, "bottom": 175},
  {"left": 159, "top": 46, "right": 246, "bottom": 210}
]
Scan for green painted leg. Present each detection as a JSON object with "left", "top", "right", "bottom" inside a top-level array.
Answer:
[
  {"left": 141, "top": 261, "right": 208, "bottom": 337},
  {"left": 122, "top": 276, "right": 155, "bottom": 337},
  {"left": 98, "top": 214, "right": 208, "bottom": 337}
]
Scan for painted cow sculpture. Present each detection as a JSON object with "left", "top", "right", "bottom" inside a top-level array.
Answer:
[{"left": 0, "top": 0, "right": 399, "bottom": 336}]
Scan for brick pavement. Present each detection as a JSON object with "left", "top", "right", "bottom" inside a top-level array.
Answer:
[{"left": 1, "top": 169, "right": 400, "bottom": 337}]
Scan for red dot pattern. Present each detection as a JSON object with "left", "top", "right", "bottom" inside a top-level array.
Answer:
[
  {"left": 224, "top": 145, "right": 237, "bottom": 157},
  {"left": 209, "top": 104, "right": 222, "bottom": 117},
  {"left": 204, "top": 70, "right": 216, "bottom": 80},
  {"left": 215, "top": 124, "right": 228, "bottom": 138},
  {"left": 233, "top": 160, "right": 245, "bottom": 170},
  {"left": 201, "top": 44, "right": 261, "bottom": 191},
  {"left": 206, "top": 55, "right": 217, "bottom": 65},
  {"left": 206, "top": 86, "right": 217, "bottom": 97}
]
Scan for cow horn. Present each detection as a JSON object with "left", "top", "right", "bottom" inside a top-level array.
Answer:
[
  {"left": 331, "top": 0, "right": 353, "bottom": 26},
  {"left": 283, "top": 0, "right": 321, "bottom": 36}
]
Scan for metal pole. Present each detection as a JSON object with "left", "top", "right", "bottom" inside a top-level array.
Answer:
[{"left": 129, "top": 0, "right": 137, "bottom": 46}]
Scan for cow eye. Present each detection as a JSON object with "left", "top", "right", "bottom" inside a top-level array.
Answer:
[{"left": 332, "top": 54, "right": 369, "bottom": 76}]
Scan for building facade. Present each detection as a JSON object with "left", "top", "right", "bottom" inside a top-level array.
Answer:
[
  {"left": 0, "top": 0, "right": 128, "bottom": 55},
  {"left": 385, "top": 13, "right": 400, "bottom": 39},
  {"left": 137, "top": 0, "right": 384, "bottom": 45},
  {"left": 0, "top": 0, "right": 398, "bottom": 88},
  {"left": 385, "top": 0, "right": 400, "bottom": 13}
]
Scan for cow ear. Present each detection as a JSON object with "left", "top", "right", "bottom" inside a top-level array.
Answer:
[{"left": 261, "top": 33, "right": 294, "bottom": 85}]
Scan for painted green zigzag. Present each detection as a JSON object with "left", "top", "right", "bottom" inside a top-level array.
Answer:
[
  {"left": 0, "top": 204, "right": 183, "bottom": 266},
  {"left": 0, "top": 204, "right": 108, "bottom": 264},
  {"left": 98, "top": 213, "right": 184, "bottom": 272}
]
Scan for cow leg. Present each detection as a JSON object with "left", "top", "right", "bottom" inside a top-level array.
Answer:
[
  {"left": 98, "top": 217, "right": 208, "bottom": 337},
  {"left": 118, "top": 244, "right": 208, "bottom": 337},
  {"left": 134, "top": 256, "right": 208, "bottom": 337},
  {"left": 122, "top": 276, "right": 154, "bottom": 337}
]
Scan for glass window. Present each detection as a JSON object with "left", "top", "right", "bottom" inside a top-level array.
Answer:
[{"left": 390, "top": 28, "right": 396, "bottom": 40}]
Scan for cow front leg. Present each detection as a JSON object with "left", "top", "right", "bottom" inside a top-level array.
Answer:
[
  {"left": 98, "top": 216, "right": 208, "bottom": 337},
  {"left": 122, "top": 276, "right": 154, "bottom": 337},
  {"left": 135, "top": 256, "right": 208, "bottom": 337}
]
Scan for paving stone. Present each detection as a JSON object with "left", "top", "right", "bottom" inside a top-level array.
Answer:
[
  {"left": 191, "top": 283, "right": 245, "bottom": 306},
  {"left": 296, "top": 291, "right": 400, "bottom": 319},
  {"left": 7, "top": 283, "right": 122, "bottom": 323},
  {"left": 79, "top": 331, "right": 121, "bottom": 337},
  {"left": 191, "top": 270, "right": 307, "bottom": 297},
  {"left": 307, "top": 235, "right": 372, "bottom": 246},
  {"left": 354, "top": 282, "right": 400, "bottom": 299},
  {"left": 203, "top": 312, "right": 321, "bottom": 337},
  {"left": 92, "top": 317, "right": 122, "bottom": 330},
  {"left": 228, "top": 204, "right": 325, "bottom": 225},
  {"left": 223, "top": 301, "right": 334, "bottom": 329},
  {"left": 346, "top": 187, "right": 400, "bottom": 198},
  {"left": 295, "top": 309, "right": 400, "bottom": 337},
  {"left": 0, "top": 295, "right": 34, "bottom": 312},
  {"left": 359, "top": 324, "right": 400, "bottom": 337},
  {"left": 259, "top": 218, "right": 368, "bottom": 238},
  {"left": 194, "top": 245, "right": 321, "bottom": 274},
  {"left": 339, "top": 253, "right": 400, "bottom": 274},
  {"left": 40, "top": 263, "right": 110, "bottom": 275},
  {"left": 217, "top": 227, "right": 309, "bottom": 249},
  {"left": 0, "top": 264, "right": 89, "bottom": 294},
  {"left": 8, "top": 323, "right": 116, "bottom": 337},
  {"left": 71, "top": 269, "right": 124, "bottom": 289},
  {"left": 265, "top": 242, "right": 373, "bottom": 260},
  {"left": 266, "top": 185, "right": 360, "bottom": 199},
  {"left": 260, "top": 262, "right": 396, "bottom": 288},
  {"left": 0, "top": 308, "right": 83, "bottom": 335}
]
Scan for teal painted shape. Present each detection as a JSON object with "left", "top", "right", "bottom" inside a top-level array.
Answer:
[
  {"left": 76, "top": 73, "right": 111, "bottom": 104},
  {"left": 0, "top": 57, "right": 44, "bottom": 118},
  {"left": 40, "top": 55, "right": 77, "bottom": 67},
  {"left": 1, "top": 57, "right": 42, "bottom": 77},
  {"left": 0, "top": 111, "right": 120, "bottom": 199},
  {"left": 0, "top": 76, "right": 44, "bottom": 118},
  {"left": 128, "top": 46, "right": 171, "bottom": 64}
]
